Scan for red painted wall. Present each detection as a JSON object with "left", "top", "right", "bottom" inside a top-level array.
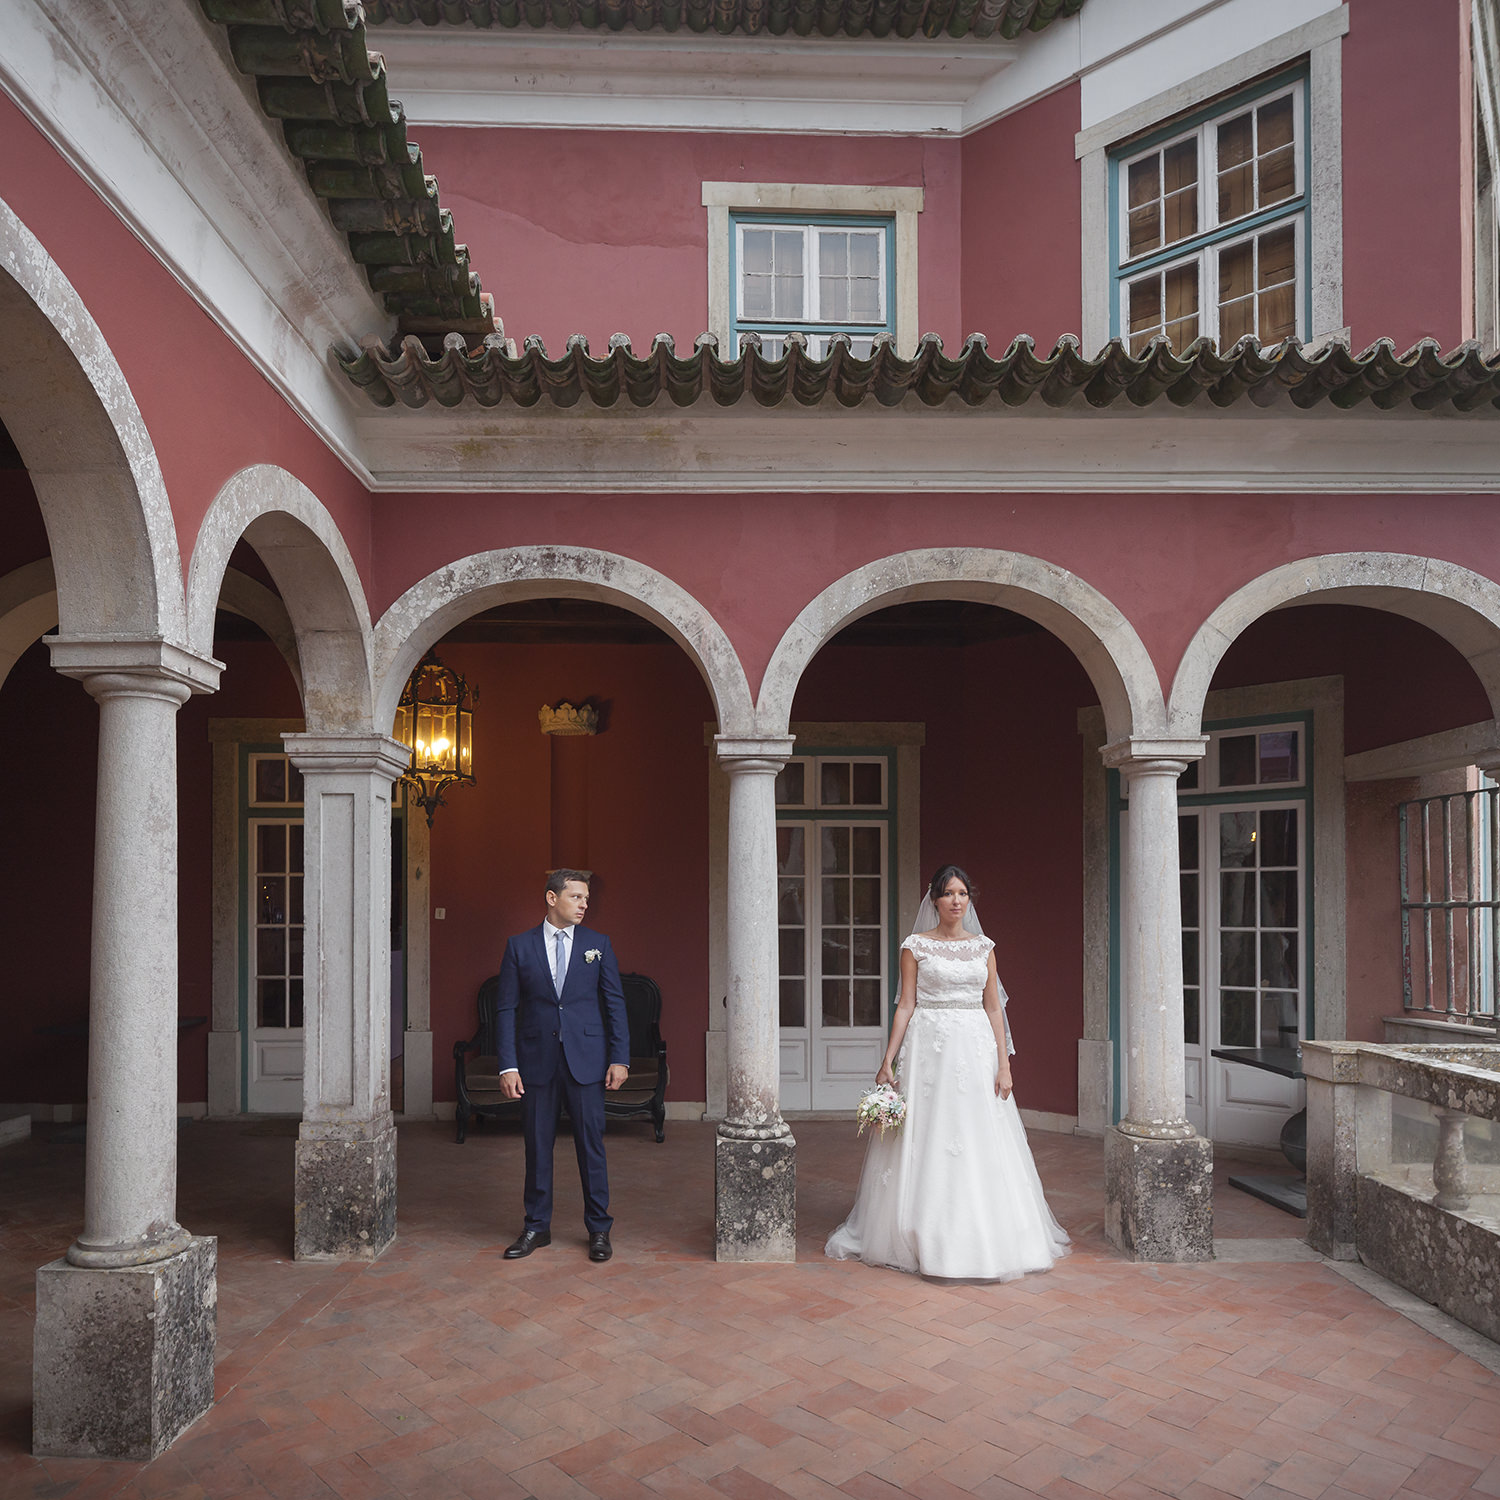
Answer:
[
  {"left": 1343, "top": 0, "right": 1469, "bottom": 351},
  {"left": 370, "top": 490, "right": 1500, "bottom": 705},
  {"left": 960, "top": 84, "right": 1083, "bottom": 352},
  {"left": 426, "top": 642, "right": 715, "bottom": 1103},
  {"left": 791, "top": 628, "right": 1097, "bottom": 1119},
  {"left": 411, "top": 127, "right": 964, "bottom": 355},
  {"left": 0, "top": 93, "right": 374, "bottom": 590}
]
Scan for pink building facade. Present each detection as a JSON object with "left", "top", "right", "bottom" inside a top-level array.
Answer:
[{"left": 4, "top": 0, "right": 1500, "bottom": 1456}]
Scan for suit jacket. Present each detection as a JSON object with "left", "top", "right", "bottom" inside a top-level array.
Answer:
[{"left": 495, "top": 923, "right": 629, "bottom": 1086}]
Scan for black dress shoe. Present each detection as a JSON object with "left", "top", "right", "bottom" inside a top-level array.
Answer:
[
  {"left": 588, "top": 1232, "right": 612, "bottom": 1262},
  {"left": 503, "top": 1228, "right": 551, "bottom": 1259}
]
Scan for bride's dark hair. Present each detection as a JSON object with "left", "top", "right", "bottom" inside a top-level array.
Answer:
[{"left": 928, "top": 864, "right": 976, "bottom": 901}]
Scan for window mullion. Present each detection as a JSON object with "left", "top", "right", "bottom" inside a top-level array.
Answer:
[{"left": 804, "top": 225, "right": 818, "bottom": 324}]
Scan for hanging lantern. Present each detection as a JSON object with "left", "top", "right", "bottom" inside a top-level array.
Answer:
[{"left": 394, "top": 648, "right": 477, "bottom": 825}]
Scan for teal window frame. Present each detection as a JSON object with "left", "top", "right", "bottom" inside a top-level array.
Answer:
[
  {"left": 729, "top": 212, "right": 896, "bottom": 358},
  {"left": 1107, "top": 710, "right": 1315, "bottom": 1125},
  {"left": 1108, "top": 65, "right": 1313, "bottom": 350}
]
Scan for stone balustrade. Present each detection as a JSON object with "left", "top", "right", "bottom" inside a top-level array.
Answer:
[{"left": 1304, "top": 1039, "right": 1500, "bottom": 1342}]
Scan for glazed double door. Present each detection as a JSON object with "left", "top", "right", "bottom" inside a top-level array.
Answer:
[
  {"left": 1179, "top": 800, "right": 1306, "bottom": 1145},
  {"left": 776, "top": 819, "right": 889, "bottom": 1111}
]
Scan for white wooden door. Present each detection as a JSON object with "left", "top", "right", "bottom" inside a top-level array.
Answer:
[
  {"left": 1203, "top": 801, "right": 1305, "bottom": 1145},
  {"left": 246, "top": 752, "right": 305, "bottom": 1113},
  {"left": 777, "top": 817, "right": 889, "bottom": 1111}
]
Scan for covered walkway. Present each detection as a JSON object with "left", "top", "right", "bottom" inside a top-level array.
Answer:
[{"left": 3, "top": 1121, "right": 1498, "bottom": 1499}]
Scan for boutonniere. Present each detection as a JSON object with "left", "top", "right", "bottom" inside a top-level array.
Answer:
[{"left": 585, "top": 949, "right": 602, "bottom": 964}]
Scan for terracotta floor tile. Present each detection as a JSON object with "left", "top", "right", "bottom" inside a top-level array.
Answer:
[{"left": 6, "top": 1123, "right": 1500, "bottom": 1500}]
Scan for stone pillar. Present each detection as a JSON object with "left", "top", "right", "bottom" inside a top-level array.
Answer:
[
  {"left": 35, "top": 638, "right": 221, "bottom": 1459},
  {"left": 1302, "top": 1040, "right": 1362, "bottom": 1260},
  {"left": 1101, "top": 737, "right": 1214, "bottom": 1263},
  {"left": 284, "top": 733, "right": 408, "bottom": 1261},
  {"left": 714, "top": 737, "right": 796, "bottom": 1262}
]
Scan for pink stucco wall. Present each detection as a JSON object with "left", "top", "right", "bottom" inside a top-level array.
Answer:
[
  {"left": 411, "top": 126, "right": 964, "bottom": 354},
  {"left": 1343, "top": 0, "right": 1470, "bottom": 350},
  {"left": 960, "top": 84, "right": 1083, "bottom": 351},
  {"left": 0, "top": 93, "right": 374, "bottom": 593},
  {"left": 370, "top": 489, "right": 1500, "bottom": 705}
]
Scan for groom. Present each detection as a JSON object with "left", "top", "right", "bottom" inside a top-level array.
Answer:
[{"left": 495, "top": 869, "right": 630, "bottom": 1262}]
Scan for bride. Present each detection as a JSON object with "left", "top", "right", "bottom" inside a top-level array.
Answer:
[{"left": 825, "top": 864, "right": 1071, "bottom": 1281}]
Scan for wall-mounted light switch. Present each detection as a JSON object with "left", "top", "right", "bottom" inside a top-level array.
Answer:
[{"left": 435, "top": 907, "right": 446, "bottom": 920}]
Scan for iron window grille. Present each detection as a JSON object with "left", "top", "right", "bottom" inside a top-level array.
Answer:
[{"left": 1399, "top": 780, "right": 1500, "bottom": 1025}]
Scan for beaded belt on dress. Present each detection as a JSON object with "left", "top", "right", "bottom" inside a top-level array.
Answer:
[{"left": 917, "top": 999, "right": 984, "bottom": 1010}]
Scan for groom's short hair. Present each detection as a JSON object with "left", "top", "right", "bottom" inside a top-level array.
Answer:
[{"left": 545, "top": 868, "right": 592, "bottom": 895}]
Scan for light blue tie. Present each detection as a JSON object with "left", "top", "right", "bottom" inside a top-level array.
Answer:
[{"left": 552, "top": 928, "right": 567, "bottom": 996}]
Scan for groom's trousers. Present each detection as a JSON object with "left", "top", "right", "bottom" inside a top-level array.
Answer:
[{"left": 521, "top": 1055, "right": 612, "bottom": 1236}]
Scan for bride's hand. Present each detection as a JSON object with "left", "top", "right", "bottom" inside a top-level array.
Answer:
[
  {"left": 995, "top": 1068, "right": 1013, "bottom": 1101},
  {"left": 875, "top": 1061, "right": 895, "bottom": 1087}
]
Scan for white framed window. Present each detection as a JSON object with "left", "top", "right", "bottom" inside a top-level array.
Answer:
[
  {"left": 703, "top": 182, "right": 922, "bottom": 358},
  {"left": 775, "top": 755, "right": 887, "bottom": 810},
  {"left": 1113, "top": 76, "right": 1308, "bottom": 355},
  {"left": 732, "top": 217, "right": 892, "bottom": 359}
]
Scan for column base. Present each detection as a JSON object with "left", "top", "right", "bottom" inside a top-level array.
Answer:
[
  {"left": 33, "top": 1236, "right": 217, "bottom": 1459},
  {"left": 1105, "top": 1127, "right": 1214, "bottom": 1262},
  {"left": 295, "top": 1122, "right": 396, "bottom": 1261},
  {"left": 715, "top": 1130, "right": 796, "bottom": 1262}
]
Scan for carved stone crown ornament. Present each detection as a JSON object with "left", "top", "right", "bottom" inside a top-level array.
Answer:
[{"left": 539, "top": 701, "right": 599, "bottom": 737}]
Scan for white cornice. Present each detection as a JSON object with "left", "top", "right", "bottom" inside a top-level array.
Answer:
[
  {"left": 370, "top": 0, "right": 1340, "bottom": 138},
  {"left": 0, "top": 0, "right": 388, "bottom": 483},
  {"left": 349, "top": 400, "right": 1500, "bottom": 494},
  {"left": 368, "top": 28, "right": 1015, "bottom": 137}
]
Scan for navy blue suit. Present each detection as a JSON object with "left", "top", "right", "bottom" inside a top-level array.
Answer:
[{"left": 495, "top": 923, "right": 629, "bottom": 1235}]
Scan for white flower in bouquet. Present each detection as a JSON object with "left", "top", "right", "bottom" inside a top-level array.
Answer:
[{"left": 856, "top": 1083, "right": 907, "bottom": 1137}]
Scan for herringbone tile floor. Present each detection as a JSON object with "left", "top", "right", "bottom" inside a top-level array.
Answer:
[{"left": 2, "top": 1119, "right": 1498, "bottom": 1499}]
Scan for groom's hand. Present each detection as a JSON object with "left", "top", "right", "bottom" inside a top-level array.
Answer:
[
  {"left": 605, "top": 1064, "right": 629, "bottom": 1091},
  {"left": 500, "top": 1071, "right": 524, "bottom": 1100}
]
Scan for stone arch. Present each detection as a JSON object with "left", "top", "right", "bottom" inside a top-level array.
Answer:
[
  {"left": 1168, "top": 554, "right": 1500, "bottom": 735},
  {"left": 371, "top": 547, "right": 755, "bottom": 736},
  {"left": 0, "top": 195, "right": 183, "bottom": 643},
  {"left": 756, "top": 549, "right": 1166, "bottom": 742},
  {"left": 187, "top": 465, "right": 372, "bottom": 731},
  {"left": 0, "top": 559, "right": 58, "bottom": 692}
]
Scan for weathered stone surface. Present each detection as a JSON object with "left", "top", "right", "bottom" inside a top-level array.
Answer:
[
  {"left": 33, "top": 1237, "right": 216, "bottom": 1459},
  {"left": 716, "top": 1132, "right": 796, "bottom": 1263},
  {"left": 1104, "top": 1128, "right": 1213, "bottom": 1262},
  {"left": 1357, "top": 1174, "right": 1500, "bottom": 1342},
  {"left": 294, "top": 1125, "right": 396, "bottom": 1261},
  {"left": 1304, "top": 1066, "right": 1359, "bottom": 1261}
]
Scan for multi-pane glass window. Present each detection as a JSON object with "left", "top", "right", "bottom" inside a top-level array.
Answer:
[
  {"left": 248, "top": 754, "right": 304, "bottom": 1032},
  {"left": 1113, "top": 78, "right": 1307, "bottom": 355},
  {"left": 775, "top": 756, "right": 889, "bottom": 1032},
  {"left": 1217, "top": 807, "right": 1300, "bottom": 1049},
  {"left": 733, "top": 216, "right": 894, "bottom": 359}
]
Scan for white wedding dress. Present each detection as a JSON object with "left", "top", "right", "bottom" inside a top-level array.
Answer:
[{"left": 825, "top": 933, "right": 1071, "bottom": 1281}]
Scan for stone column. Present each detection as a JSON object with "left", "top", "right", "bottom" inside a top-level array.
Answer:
[
  {"left": 714, "top": 737, "right": 796, "bottom": 1262},
  {"left": 1301, "top": 1040, "right": 1362, "bottom": 1260},
  {"left": 1101, "top": 737, "right": 1214, "bottom": 1262},
  {"left": 34, "top": 638, "right": 221, "bottom": 1460},
  {"left": 284, "top": 732, "right": 408, "bottom": 1261}
]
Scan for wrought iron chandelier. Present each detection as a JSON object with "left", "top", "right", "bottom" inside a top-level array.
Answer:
[{"left": 394, "top": 648, "right": 477, "bottom": 825}]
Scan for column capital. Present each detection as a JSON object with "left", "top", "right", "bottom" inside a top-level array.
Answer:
[
  {"left": 47, "top": 635, "right": 222, "bottom": 697},
  {"left": 715, "top": 735, "right": 795, "bottom": 772},
  {"left": 1101, "top": 735, "right": 1208, "bottom": 776},
  {"left": 284, "top": 732, "right": 410, "bottom": 783}
]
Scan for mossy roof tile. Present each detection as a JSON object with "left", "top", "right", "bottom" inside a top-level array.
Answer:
[{"left": 337, "top": 331, "right": 1500, "bottom": 413}]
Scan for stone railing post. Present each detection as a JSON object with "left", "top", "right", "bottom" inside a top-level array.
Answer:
[
  {"left": 714, "top": 736, "right": 796, "bottom": 1262},
  {"left": 34, "top": 638, "right": 221, "bottom": 1459},
  {"left": 284, "top": 732, "right": 409, "bottom": 1261},
  {"left": 1101, "top": 736, "right": 1213, "bottom": 1262},
  {"left": 1301, "top": 1040, "right": 1362, "bottom": 1260}
]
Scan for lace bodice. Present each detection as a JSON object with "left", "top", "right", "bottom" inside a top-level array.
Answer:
[{"left": 902, "top": 933, "right": 994, "bottom": 1010}]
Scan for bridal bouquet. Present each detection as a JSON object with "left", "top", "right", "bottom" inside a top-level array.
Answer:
[{"left": 856, "top": 1083, "right": 906, "bottom": 1137}]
